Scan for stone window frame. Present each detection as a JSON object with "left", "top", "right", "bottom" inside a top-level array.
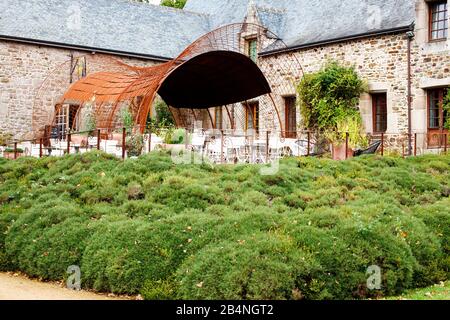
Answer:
[{"left": 428, "top": 0, "right": 448, "bottom": 42}]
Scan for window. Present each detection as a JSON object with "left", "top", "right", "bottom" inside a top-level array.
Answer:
[
  {"left": 372, "top": 93, "right": 387, "bottom": 133},
  {"left": 427, "top": 88, "right": 448, "bottom": 147},
  {"left": 215, "top": 107, "right": 223, "bottom": 130},
  {"left": 284, "top": 96, "right": 297, "bottom": 138},
  {"left": 53, "top": 104, "right": 80, "bottom": 139},
  {"left": 429, "top": 1, "right": 448, "bottom": 41},
  {"left": 428, "top": 88, "right": 448, "bottom": 129},
  {"left": 246, "top": 38, "right": 258, "bottom": 62},
  {"left": 245, "top": 102, "right": 259, "bottom": 133}
]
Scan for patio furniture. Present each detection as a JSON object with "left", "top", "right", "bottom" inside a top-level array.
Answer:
[{"left": 354, "top": 141, "right": 382, "bottom": 157}]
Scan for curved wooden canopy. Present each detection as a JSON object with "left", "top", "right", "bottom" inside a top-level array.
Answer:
[
  {"left": 57, "top": 23, "right": 303, "bottom": 133},
  {"left": 159, "top": 51, "right": 271, "bottom": 109}
]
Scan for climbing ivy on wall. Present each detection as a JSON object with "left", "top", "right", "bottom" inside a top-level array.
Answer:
[{"left": 296, "top": 61, "right": 368, "bottom": 131}]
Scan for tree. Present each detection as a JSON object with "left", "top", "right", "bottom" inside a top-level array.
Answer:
[{"left": 160, "top": 0, "right": 186, "bottom": 9}]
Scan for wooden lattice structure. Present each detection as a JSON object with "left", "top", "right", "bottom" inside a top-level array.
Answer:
[{"left": 42, "top": 23, "right": 304, "bottom": 135}]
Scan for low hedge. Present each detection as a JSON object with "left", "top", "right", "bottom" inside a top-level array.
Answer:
[{"left": 0, "top": 151, "right": 448, "bottom": 299}]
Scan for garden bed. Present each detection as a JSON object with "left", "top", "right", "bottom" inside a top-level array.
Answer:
[{"left": 0, "top": 151, "right": 448, "bottom": 299}]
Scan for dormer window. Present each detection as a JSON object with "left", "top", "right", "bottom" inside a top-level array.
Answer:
[
  {"left": 429, "top": 1, "right": 448, "bottom": 41},
  {"left": 246, "top": 38, "right": 258, "bottom": 62}
]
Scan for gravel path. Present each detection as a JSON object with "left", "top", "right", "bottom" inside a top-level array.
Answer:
[{"left": 0, "top": 272, "right": 127, "bottom": 300}]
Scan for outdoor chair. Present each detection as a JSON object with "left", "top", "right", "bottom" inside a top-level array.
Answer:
[
  {"left": 206, "top": 138, "right": 224, "bottom": 163},
  {"left": 191, "top": 134, "right": 206, "bottom": 155},
  {"left": 353, "top": 140, "right": 382, "bottom": 157}
]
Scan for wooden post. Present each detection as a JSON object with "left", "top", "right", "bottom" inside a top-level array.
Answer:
[
  {"left": 97, "top": 129, "right": 101, "bottom": 150},
  {"left": 122, "top": 127, "right": 126, "bottom": 160},
  {"left": 444, "top": 134, "right": 448, "bottom": 153},
  {"left": 266, "top": 130, "right": 270, "bottom": 163},
  {"left": 221, "top": 130, "right": 224, "bottom": 164},
  {"left": 402, "top": 143, "right": 405, "bottom": 158},
  {"left": 67, "top": 133, "right": 71, "bottom": 155},
  {"left": 345, "top": 132, "right": 349, "bottom": 160},
  {"left": 14, "top": 142, "right": 17, "bottom": 160},
  {"left": 414, "top": 133, "right": 417, "bottom": 156},
  {"left": 39, "top": 138, "right": 43, "bottom": 158},
  {"left": 307, "top": 131, "right": 311, "bottom": 156},
  {"left": 148, "top": 126, "right": 152, "bottom": 153},
  {"left": 185, "top": 128, "right": 189, "bottom": 151}
]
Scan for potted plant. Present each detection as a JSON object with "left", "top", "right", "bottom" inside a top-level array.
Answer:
[
  {"left": 121, "top": 106, "right": 145, "bottom": 157},
  {"left": 325, "top": 116, "right": 368, "bottom": 160},
  {"left": 297, "top": 61, "right": 368, "bottom": 160},
  {"left": 126, "top": 133, "right": 144, "bottom": 157},
  {"left": 3, "top": 147, "right": 24, "bottom": 159}
]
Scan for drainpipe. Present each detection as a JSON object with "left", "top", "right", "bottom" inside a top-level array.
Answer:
[
  {"left": 69, "top": 52, "right": 74, "bottom": 84},
  {"left": 406, "top": 30, "right": 415, "bottom": 156}
]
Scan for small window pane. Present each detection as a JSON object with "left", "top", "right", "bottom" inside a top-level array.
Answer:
[{"left": 430, "top": 2, "right": 448, "bottom": 40}]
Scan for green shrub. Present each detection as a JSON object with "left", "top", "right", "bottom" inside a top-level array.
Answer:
[
  {"left": 0, "top": 211, "right": 18, "bottom": 271},
  {"left": 141, "top": 278, "right": 178, "bottom": 300},
  {"left": 4, "top": 199, "right": 87, "bottom": 275},
  {"left": 0, "top": 151, "right": 448, "bottom": 299},
  {"left": 177, "top": 233, "right": 319, "bottom": 300}
]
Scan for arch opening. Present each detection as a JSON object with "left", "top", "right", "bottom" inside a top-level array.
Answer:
[{"left": 158, "top": 51, "right": 271, "bottom": 109}]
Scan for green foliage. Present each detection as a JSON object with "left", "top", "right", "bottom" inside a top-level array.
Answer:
[
  {"left": 297, "top": 61, "right": 367, "bottom": 131},
  {"left": 126, "top": 134, "right": 144, "bottom": 157},
  {"left": 148, "top": 99, "right": 175, "bottom": 131},
  {"left": 324, "top": 114, "right": 368, "bottom": 148},
  {"left": 0, "top": 131, "right": 13, "bottom": 146},
  {"left": 444, "top": 90, "right": 450, "bottom": 131},
  {"left": 3, "top": 148, "right": 24, "bottom": 153},
  {"left": 160, "top": 0, "right": 186, "bottom": 9},
  {"left": 0, "top": 151, "right": 448, "bottom": 299},
  {"left": 120, "top": 107, "right": 134, "bottom": 133},
  {"left": 177, "top": 234, "right": 317, "bottom": 300}
]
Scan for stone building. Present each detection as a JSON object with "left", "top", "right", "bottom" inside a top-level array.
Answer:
[{"left": 0, "top": 0, "right": 449, "bottom": 152}]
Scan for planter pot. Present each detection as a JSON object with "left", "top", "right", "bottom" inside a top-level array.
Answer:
[
  {"left": 331, "top": 143, "right": 353, "bottom": 161},
  {"left": 112, "top": 133, "right": 124, "bottom": 146},
  {"left": 3, "top": 151, "right": 23, "bottom": 159},
  {"left": 70, "top": 134, "right": 88, "bottom": 147}
]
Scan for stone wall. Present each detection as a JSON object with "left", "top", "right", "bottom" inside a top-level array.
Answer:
[
  {"left": 0, "top": 41, "right": 158, "bottom": 139},
  {"left": 262, "top": 33, "right": 411, "bottom": 137},
  {"left": 257, "top": 0, "right": 450, "bottom": 151}
]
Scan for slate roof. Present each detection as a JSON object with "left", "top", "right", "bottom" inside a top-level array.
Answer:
[
  {"left": 0, "top": 0, "right": 416, "bottom": 59},
  {"left": 0, "top": 0, "right": 210, "bottom": 60},
  {"left": 185, "top": 0, "right": 416, "bottom": 52}
]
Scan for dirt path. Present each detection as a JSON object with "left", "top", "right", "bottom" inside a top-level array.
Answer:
[{"left": 0, "top": 272, "right": 129, "bottom": 300}]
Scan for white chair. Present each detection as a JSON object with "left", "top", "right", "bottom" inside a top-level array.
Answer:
[
  {"left": 191, "top": 134, "right": 206, "bottom": 154},
  {"left": 206, "top": 138, "right": 224, "bottom": 163}
]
